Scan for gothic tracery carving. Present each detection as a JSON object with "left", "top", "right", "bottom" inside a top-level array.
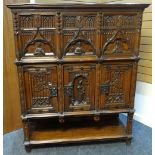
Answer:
[
  {"left": 28, "top": 68, "right": 56, "bottom": 108},
  {"left": 64, "top": 28, "right": 96, "bottom": 55},
  {"left": 23, "top": 28, "right": 55, "bottom": 56}
]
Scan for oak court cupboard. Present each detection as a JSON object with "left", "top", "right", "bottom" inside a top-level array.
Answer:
[{"left": 7, "top": 2, "right": 149, "bottom": 152}]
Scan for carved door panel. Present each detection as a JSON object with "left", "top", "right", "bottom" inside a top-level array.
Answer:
[
  {"left": 101, "top": 12, "right": 142, "bottom": 57},
  {"left": 14, "top": 12, "right": 57, "bottom": 59},
  {"left": 62, "top": 12, "right": 97, "bottom": 57},
  {"left": 100, "top": 63, "right": 133, "bottom": 109},
  {"left": 23, "top": 65, "right": 58, "bottom": 114},
  {"left": 63, "top": 64, "right": 96, "bottom": 112}
]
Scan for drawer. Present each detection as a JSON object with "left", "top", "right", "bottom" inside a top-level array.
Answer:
[
  {"left": 63, "top": 64, "right": 96, "bottom": 112},
  {"left": 22, "top": 65, "right": 58, "bottom": 114},
  {"left": 99, "top": 62, "right": 133, "bottom": 109}
]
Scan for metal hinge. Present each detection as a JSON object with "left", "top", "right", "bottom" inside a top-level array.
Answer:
[
  {"left": 48, "top": 82, "right": 57, "bottom": 97},
  {"left": 100, "top": 83, "right": 109, "bottom": 94},
  {"left": 64, "top": 85, "right": 73, "bottom": 96}
]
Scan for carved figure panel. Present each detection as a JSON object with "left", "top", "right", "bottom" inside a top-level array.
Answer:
[
  {"left": 101, "top": 29, "right": 139, "bottom": 55},
  {"left": 101, "top": 13, "right": 141, "bottom": 55},
  {"left": 14, "top": 13, "right": 57, "bottom": 59},
  {"left": 23, "top": 66, "right": 58, "bottom": 113},
  {"left": 22, "top": 28, "right": 55, "bottom": 57},
  {"left": 62, "top": 13, "right": 97, "bottom": 56},
  {"left": 64, "top": 64, "right": 96, "bottom": 112},
  {"left": 100, "top": 63, "right": 133, "bottom": 109},
  {"left": 63, "top": 29, "right": 96, "bottom": 55}
]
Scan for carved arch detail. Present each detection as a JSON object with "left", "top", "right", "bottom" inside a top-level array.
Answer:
[
  {"left": 23, "top": 28, "right": 55, "bottom": 56},
  {"left": 102, "top": 30, "right": 130, "bottom": 55},
  {"left": 64, "top": 28, "right": 96, "bottom": 55}
]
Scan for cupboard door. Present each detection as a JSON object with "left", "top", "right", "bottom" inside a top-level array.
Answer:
[
  {"left": 23, "top": 65, "right": 58, "bottom": 114},
  {"left": 101, "top": 12, "right": 141, "bottom": 57},
  {"left": 100, "top": 63, "right": 133, "bottom": 109},
  {"left": 14, "top": 12, "right": 57, "bottom": 59},
  {"left": 63, "top": 64, "right": 96, "bottom": 112},
  {"left": 62, "top": 12, "right": 97, "bottom": 57}
]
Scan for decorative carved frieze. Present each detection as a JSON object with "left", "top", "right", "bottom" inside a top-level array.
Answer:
[
  {"left": 102, "top": 14, "right": 137, "bottom": 29},
  {"left": 63, "top": 15, "right": 96, "bottom": 28}
]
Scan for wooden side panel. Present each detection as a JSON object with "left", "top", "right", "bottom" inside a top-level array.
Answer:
[{"left": 3, "top": 0, "right": 30, "bottom": 134}]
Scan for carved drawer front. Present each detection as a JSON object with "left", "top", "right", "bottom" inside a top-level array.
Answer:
[
  {"left": 23, "top": 65, "right": 58, "bottom": 114},
  {"left": 99, "top": 63, "right": 133, "bottom": 109},
  {"left": 14, "top": 12, "right": 57, "bottom": 58},
  {"left": 62, "top": 12, "right": 97, "bottom": 56},
  {"left": 63, "top": 64, "right": 96, "bottom": 112},
  {"left": 101, "top": 12, "right": 142, "bottom": 57}
]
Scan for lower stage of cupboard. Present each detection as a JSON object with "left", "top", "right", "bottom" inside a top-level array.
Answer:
[{"left": 25, "top": 115, "right": 132, "bottom": 146}]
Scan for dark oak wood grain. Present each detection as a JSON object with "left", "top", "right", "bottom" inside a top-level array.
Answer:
[{"left": 7, "top": 2, "right": 149, "bottom": 151}]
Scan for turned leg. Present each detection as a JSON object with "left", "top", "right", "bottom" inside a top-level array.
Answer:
[
  {"left": 126, "top": 112, "right": 134, "bottom": 134},
  {"left": 94, "top": 115, "right": 100, "bottom": 122},
  {"left": 93, "top": 112, "right": 100, "bottom": 122},
  {"left": 23, "top": 119, "right": 31, "bottom": 152},
  {"left": 59, "top": 116, "right": 65, "bottom": 123},
  {"left": 25, "top": 145, "right": 31, "bottom": 153},
  {"left": 126, "top": 138, "right": 132, "bottom": 145}
]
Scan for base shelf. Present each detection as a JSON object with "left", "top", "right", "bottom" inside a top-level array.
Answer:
[{"left": 26, "top": 115, "right": 131, "bottom": 146}]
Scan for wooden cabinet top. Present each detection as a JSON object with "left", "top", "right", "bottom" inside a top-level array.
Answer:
[{"left": 7, "top": 2, "right": 149, "bottom": 10}]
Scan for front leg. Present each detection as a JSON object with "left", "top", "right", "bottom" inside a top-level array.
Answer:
[{"left": 126, "top": 112, "right": 134, "bottom": 134}]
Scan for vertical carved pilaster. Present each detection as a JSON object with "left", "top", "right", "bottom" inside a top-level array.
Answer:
[
  {"left": 58, "top": 64, "right": 65, "bottom": 123},
  {"left": 97, "top": 12, "right": 102, "bottom": 57},
  {"left": 130, "top": 62, "right": 138, "bottom": 108},
  {"left": 95, "top": 63, "right": 100, "bottom": 111},
  {"left": 23, "top": 119, "right": 30, "bottom": 142},
  {"left": 13, "top": 12, "right": 18, "bottom": 34},
  {"left": 127, "top": 112, "right": 134, "bottom": 134},
  {"left": 56, "top": 12, "right": 62, "bottom": 58},
  {"left": 17, "top": 66, "right": 26, "bottom": 115},
  {"left": 58, "top": 64, "right": 64, "bottom": 113},
  {"left": 12, "top": 12, "right": 21, "bottom": 60},
  {"left": 136, "top": 12, "right": 143, "bottom": 55}
]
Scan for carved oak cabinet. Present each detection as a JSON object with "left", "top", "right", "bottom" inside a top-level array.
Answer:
[{"left": 8, "top": 2, "right": 149, "bottom": 151}]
